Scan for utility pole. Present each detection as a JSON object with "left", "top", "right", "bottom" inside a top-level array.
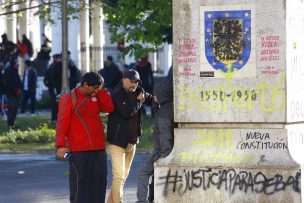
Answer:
[{"left": 61, "top": 0, "right": 69, "bottom": 94}]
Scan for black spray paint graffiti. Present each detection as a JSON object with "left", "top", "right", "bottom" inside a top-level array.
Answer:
[
  {"left": 237, "top": 131, "right": 287, "bottom": 150},
  {"left": 158, "top": 168, "right": 301, "bottom": 196}
]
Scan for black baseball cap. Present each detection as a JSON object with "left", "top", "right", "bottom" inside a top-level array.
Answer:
[{"left": 123, "top": 69, "right": 142, "bottom": 83}]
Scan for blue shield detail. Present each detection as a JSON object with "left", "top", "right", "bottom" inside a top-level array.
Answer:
[{"left": 204, "top": 10, "right": 251, "bottom": 73}]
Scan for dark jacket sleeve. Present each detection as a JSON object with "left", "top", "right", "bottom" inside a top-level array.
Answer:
[{"left": 111, "top": 89, "right": 143, "bottom": 119}]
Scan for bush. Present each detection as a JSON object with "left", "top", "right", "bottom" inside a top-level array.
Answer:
[{"left": 0, "top": 124, "right": 55, "bottom": 144}]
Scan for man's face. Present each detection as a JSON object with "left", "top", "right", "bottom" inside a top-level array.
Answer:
[
  {"left": 122, "top": 78, "right": 139, "bottom": 93},
  {"left": 83, "top": 83, "right": 100, "bottom": 96},
  {"left": 105, "top": 60, "right": 112, "bottom": 67}
]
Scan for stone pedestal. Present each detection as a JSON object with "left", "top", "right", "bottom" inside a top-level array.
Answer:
[
  {"left": 155, "top": 0, "right": 304, "bottom": 202},
  {"left": 155, "top": 129, "right": 300, "bottom": 202}
]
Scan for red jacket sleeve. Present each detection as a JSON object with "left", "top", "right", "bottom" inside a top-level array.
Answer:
[
  {"left": 55, "top": 93, "right": 72, "bottom": 148},
  {"left": 97, "top": 89, "right": 114, "bottom": 113}
]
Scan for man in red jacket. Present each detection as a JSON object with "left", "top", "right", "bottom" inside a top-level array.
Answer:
[{"left": 56, "top": 72, "right": 114, "bottom": 203}]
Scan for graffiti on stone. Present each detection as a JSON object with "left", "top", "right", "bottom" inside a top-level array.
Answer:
[
  {"left": 158, "top": 168, "right": 301, "bottom": 196},
  {"left": 177, "top": 74, "right": 285, "bottom": 113},
  {"left": 259, "top": 35, "right": 280, "bottom": 62},
  {"left": 237, "top": 131, "right": 287, "bottom": 150}
]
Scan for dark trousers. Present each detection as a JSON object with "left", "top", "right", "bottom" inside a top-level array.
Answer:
[
  {"left": 69, "top": 150, "right": 107, "bottom": 203},
  {"left": 49, "top": 89, "right": 58, "bottom": 121},
  {"left": 7, "top": 96, "right": 19, "bottom": 127},
  {"left": 21, "top": 90, "right": 36, "bottom": 113}
]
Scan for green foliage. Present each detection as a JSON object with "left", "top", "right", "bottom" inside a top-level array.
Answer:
[
  {"left": 0, "top": 124, "right": 55, "bottom": 144},
  {"left": 102, "top": 0, "right": 172, "bottom": 59},
  {"left": 137, "top": 117, "right": 154, "bottom": 151},
  {"left": 0, "top": 115, "right": 53, "bottom": 134}
]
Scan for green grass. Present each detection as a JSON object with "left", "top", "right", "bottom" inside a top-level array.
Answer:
[
  {"left": 0, "top": 115, "right": 53, "bottom": 134},
  {"left": 0, "top": 143, "right": 55, "bottom": 151},
  {"left": 0, "top": 113, "right": 154, "bottom": 152},
  {"left": 137, "top": 117, "right": 154, "bottom": 151}
]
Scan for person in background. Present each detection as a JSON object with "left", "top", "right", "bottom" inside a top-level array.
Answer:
[
  {"left": 44, "top": 52, "right": 81, "bottom": 124},
  {"left": 22, "top": 35, "right": 33, "bottom": 59},
  {"left": 43, "top": 54, "right": 61, "bottom": 124},
  {"left": 56, "top": 72, "right": 114, "bottom": 203},
  {"left": 135, "top": 55, "right": 154, "bottom": 118},
  {"left": 136, "top": 78, "right": 174, "bottom": 203},
  {"left": 167, "top": 65, "right": 173, "bottom": 82},
  {"left": 98, "top": 55, "right": 122, "bottom": 94},
  {"left": 17, "top": 38, "right": 29, "bottom": 61},
  {"left": 107, "top": 69, "right": 152, "bottom": 203},
  {"left": 0, "top": 33, "right": 19, "bottom": 64},
  {"left": 37, "top": 37, "right": 51, "bottom": 71},
  {"left": 3, "top": 56, "right": 22, "bottom": 129},
  {"left": 17, "top": 34, "right": 33, "bottom": 61},
  {"left": 20, "top": 60, "right": 38, "bottom": 115},
  {"left": 67, "top": 51, "right": 81, "bottom": 89}
]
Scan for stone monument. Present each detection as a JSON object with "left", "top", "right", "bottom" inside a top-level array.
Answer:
[{"left": 154, "top": 0, "right": 303, "bottom": 202}]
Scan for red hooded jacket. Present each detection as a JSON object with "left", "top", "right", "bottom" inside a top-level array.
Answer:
[{"left": 55, "top": 87, "right": 114, "bottom": 152}]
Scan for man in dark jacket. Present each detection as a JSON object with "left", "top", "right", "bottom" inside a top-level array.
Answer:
[
  {"left": 107, "top": 69, "right": 152, "bottom": 203},
  {"left": 136, "top": 79, "right": 174, "bottom": 203},
  {"left": 3, "top": 57, "right": 22, "bottom": 129},
  {"left": 0, "top": 33, "right": 20, "bottom": 63},
  {"left": 20, "top": 60, "right": 37, "bottom": 114}
]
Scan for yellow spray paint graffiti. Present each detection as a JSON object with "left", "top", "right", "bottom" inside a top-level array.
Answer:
[
  {"left": 178, "top": 151, "right": 252, "bottom": 164},
  {"left": 178, "top": 129, "right": 253, "bottom": 164},
  {"left": 178, "top": 74, "right": 286, "bottom": 113},
  {"left": 192, "top": 129, "right": 234, "bottom": 150}
]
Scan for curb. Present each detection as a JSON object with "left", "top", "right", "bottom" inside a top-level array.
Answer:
[{"left": 0, "top": 149, "right": 55, "bottom": 154}]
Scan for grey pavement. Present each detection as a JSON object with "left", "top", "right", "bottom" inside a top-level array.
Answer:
[{"left": 0, "top": 152, "right": 150, "bottom": 203}]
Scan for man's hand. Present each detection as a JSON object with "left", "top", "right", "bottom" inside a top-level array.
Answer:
[
  {"left": 153, "top": 96, "right": 159, "bottom": 104},
  {"left": 137, "top": 92, "right": 145, "bottom": 103},
  {"left": 56, "top": 147, "right": 68, "bottom": 159}
]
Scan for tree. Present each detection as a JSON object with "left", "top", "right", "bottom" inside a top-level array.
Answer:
[{"left": 102, "top": 0, "right": 172, "bottom": 59}]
